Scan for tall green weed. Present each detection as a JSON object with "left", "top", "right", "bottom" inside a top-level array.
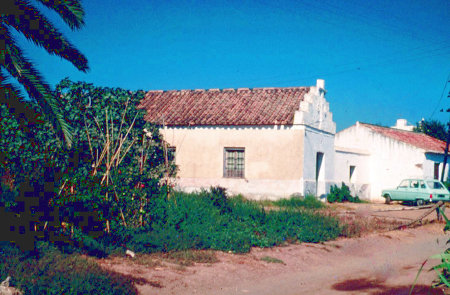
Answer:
[
  {"left": 327, "top": 182, "right": 361, "bottom": 203},
  {"left": 117, "top": 188, "right": 341, "bottom": 254},
  {"left": 0, "top": 242, "right": 138, "bottom": 295},
  {"left": 410, "top": 206, "right": 450, "bottom": 294},
  {"left": 271, "top": 194, "right": 325, "bottom": 209}
]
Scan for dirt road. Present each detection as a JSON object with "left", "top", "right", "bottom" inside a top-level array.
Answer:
[{"left": 99, "top": 204, "right": 449, "bottom": 295}]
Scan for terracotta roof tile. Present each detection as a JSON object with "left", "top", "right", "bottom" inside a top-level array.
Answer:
[
  {"left": 360, "top": 123, "right": 446, "bottom": 154},
  {"left": 137, "top": 87, "right": 309, "bottom": 126}
]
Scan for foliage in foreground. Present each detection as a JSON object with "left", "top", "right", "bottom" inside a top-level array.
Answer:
[
  {"left": 429, "top": 207, "right": 450, "bottom": 288},
  {"left": 0, "top": 79, "right": 175, "bottom": 252},
  {"left": 92, "top": 188, "right": 341, "bottom": 255},
  {"left": 0, "top": 187, "right": 341, "bottom": 293},
  {"left": 327, "top": 182, "right": 361, "bottom": 203},
  {"left": 1, "top": 0, "right": 89, "bottom": 148},
  {"left": 0, "top": 242, "right": 138, "bottom": 295},
  {"left": 411, "top": 206, "right": 450, "bottom": 294},
  {"left": 270, "top": 194, "right": 325, "bottom": 209}
]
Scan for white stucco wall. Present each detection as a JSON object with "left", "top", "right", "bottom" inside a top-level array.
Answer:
[
  {"left": 302, "top": 126, "right": 335, "bottom": 198},
  {"left": 334, "top": 148, "right": 371, "bottom": 199},
  {"left": 161, "top": 124, "right": 336, "bottom": 200},
  {"left": 161, "top": 125, "right": 305, "bottom": 200},
  {"left": 335, "top": 122, "right": 449, "bottom": 202},
  {"left": 293, "top": 79, "right": 336, "bottom": 134}
]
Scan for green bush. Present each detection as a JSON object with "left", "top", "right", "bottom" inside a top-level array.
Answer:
[
  {"left": 2, "top": 185, "right": 341, "bottom": 256},
  {"left": 327, "top": 182, "right": 361, "bottom": 203},
  {"left": 1, "top": 80, "right": 174, "bottom": 253},
  {"left": 118, "top": 187, "right": 341, "bottom": 254},
  {"left": 272, "top": 194, "right": 325, "bottom": 209},
  {"left": 0, "top": 242, "right": 138, "bottom": 295}
]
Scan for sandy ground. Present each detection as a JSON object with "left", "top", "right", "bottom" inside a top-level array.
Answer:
[{"left": 98, "top": 203, "right": 450, "bottom": 295}]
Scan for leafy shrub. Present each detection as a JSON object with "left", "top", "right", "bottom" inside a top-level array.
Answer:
[
  {"left": 51, "top": 79, "right": 173, "bottom": 233},
  {"left": 1, "top": 80, "right": 174, "bottom": 253},
  {"left": 327, "top": 182, "right": 361, "bottom": 203},
  {"left": 0, "top": 242, "right": 138, "bottom": 295},
  {"left": 2, "top": 183, "right": 341, "bottom": 257},
  {"left": 272, "top": 194, "right": 324, "bottom": 209},
  {"left": 206, "top": 186, "right": 231, "bottom": 213},
  {"left": 118, "top": 188, "right": 341, "bottom": 254},
  {"left": 0, "top": 178, "right": 18, "bottom": 211}
]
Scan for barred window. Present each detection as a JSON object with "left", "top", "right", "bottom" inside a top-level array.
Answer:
[{"left": 224, "top": 148, "right": 245, "bottom": 178}]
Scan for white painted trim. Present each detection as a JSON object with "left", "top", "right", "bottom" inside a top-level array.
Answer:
[
  {"left": 163, "top": 125, "right": 295, "bottom": 131},
  {"left": 162, "top": 123, "right": 335, "bottom": 135},
  {"left": 335, "top": 146, "right": 371, "bottom": 155}
]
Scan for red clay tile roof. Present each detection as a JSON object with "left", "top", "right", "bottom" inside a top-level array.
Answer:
[
  {"left": 360, "top": 123, "right": 446, "bottom": 154},
  {"left": 137, "top": 87, "right": 309, "bottom": 126}
]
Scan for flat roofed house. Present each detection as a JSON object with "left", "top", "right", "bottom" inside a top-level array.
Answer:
[
  {"left": 335, "top": 121, "right": 448, "bottom": 202},
  {"left": 138, "top": 79, "right": 336, "bottom": 200}
]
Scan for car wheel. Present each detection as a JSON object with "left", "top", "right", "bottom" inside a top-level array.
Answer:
[
  {"left": 416, "top": 199, "right": 424, "bottom": 206},
  {"left": 384, "top": 195, "right": 391, "bottom": 204}
]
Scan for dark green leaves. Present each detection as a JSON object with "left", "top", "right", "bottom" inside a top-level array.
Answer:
[
  {"left": 1, "top": 0, "right": 88, "bottom": 149},
  {"left": 414, "top": 119, "right": 448, "bottom": 141}
]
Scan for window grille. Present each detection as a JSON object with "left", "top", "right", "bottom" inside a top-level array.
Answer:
[{"left": 224, "top": 148, "right": 245, "bottom": 178}]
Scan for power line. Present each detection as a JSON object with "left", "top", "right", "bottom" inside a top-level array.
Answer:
[
  {"left": 244, "top": 44, "right": 450, "bottom": 86},
  {"left": 256, "top": 0, "right": 449, "bottom": 50},
  {"left": 430, "top": 72, "right": 450, "bottom": 118}
]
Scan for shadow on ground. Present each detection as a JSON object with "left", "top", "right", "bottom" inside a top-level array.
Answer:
[{"left": 332, "top": 278, "right": 446, "bottom": 295}]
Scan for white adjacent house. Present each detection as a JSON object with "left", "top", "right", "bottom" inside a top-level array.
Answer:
[
  {"left": 138, "top": 79, "right": 336, "bottom": 200},
  {"left": 335, "top": 120, "right": 448, "bottom": 202}
]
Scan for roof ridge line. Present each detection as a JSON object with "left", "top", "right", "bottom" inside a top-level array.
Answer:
[{"left": 146, "top": 86, "right": 309, "bottom": 93}]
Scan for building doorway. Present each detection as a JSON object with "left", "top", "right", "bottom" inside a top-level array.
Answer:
[
  {"left": 434, "top": 163, "right": 440, "bottom": 180},
  {"left": 316, "top": 152, "right": 325, "bottom": 196}
]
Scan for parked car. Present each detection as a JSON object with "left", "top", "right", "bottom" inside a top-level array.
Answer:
[{"left": 382, "top": 179, "right": 450, "bottom": 206}]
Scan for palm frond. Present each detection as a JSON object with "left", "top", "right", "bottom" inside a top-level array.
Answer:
[
  {"left": 36, "top": 0, "right": 85, "bottom": 30},
  {"left": 0, "top": 72, "right": 45, "bottom": 130},
  {"left": 2, "top": 0, "right": 88, "bottom": 72},
  {"left": 1, "top": 26, "right": 72, "bottom": 147}
]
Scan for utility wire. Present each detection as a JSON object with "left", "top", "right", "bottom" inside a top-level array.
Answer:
[
  {"left": 260, "top": 0, "right": 449, "bottom": 47},
  {"left": 430, "top": 72, "right": 450, "bottom": 119},
  {"left": 244, "top": 45, "right": 450, "bottom": 86},
  {"left": 244, "top": 0, "right": 450, "bottom": 87}
]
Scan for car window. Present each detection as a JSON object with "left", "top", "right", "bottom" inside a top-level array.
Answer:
[
  {"left": 410, "top": 180, "right": 419, "bottom": 188},
  {"left": 426, "top": 181, "right": 444, "bottom": 190},
  {"left": 398, "top": 180, "right": 409, "bottom": 188},
  {"left": 419, "top": 181, "right": 426, "bottom": 189}
]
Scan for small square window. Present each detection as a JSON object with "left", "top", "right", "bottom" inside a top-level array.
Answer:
[{"left": 224, "top": 148, "right": 245, "bottom": 178}]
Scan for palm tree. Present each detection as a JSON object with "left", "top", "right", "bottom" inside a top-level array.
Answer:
[{"left": 0, "top": 0, "right": 89, "bottom": 148}]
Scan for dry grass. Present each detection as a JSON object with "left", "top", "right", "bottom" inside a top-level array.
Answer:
[
  {"left": 163, "top": 250, "right": 219, "bottom": 266},
  {"left": 131, "top": 254, "right": 163, "bottom": 268},
  {"left": 260, "top": 256, "right": 285, "bottom": 264},
  {"left": 107, "top": 250, "right": 218, "bottom": 268},
  {"left": 335, "top": 214, "right": 405, "bottom": 238}
]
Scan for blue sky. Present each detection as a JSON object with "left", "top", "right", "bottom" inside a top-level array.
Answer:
[{"left": 15, "top": 0, "right": 450, "bottom": 130}]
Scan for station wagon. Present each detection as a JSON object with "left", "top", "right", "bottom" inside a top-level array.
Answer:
[{"left": 382, "top": 179, "right": 450, "bottom": 206}]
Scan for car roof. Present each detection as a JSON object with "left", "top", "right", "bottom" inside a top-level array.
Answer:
[{"left": 402, "top": 179, "right": 443, "bottom": 183}]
